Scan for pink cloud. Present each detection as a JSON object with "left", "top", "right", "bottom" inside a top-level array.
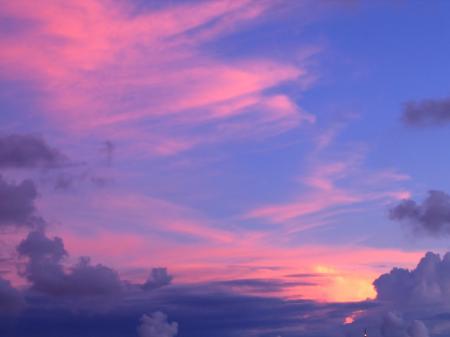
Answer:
[
  {"left": 246, "top": 147, "right": 411, "bottom": 223},
  {"left": 48, "top": 225, "right": 425, "bottom": 302},
  {"left": 0, "top": 0, "right": 315, "bottom": 155}
]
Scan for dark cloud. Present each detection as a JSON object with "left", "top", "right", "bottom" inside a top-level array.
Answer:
[
  {"left": 402, "top": 97, "right": 450, "bottom": 127},
  {"left": 381, "top": 312, "right": 429, "bottom": 337},
  {"left": 17, "top": 230, "right": 123, "bottom": 298},
  {"left": 147, "top": 285, "right": 373, "bottom": 337},
  {"left": 390, "top": 190, "right": 450, "bottom": 236},
  {"left": 374, "top": 252, "right": 450, "bottom": 307},
  {"left": 137, "top": 311, "right": 178, "bottom": 337},
  {"left": 0, "top": 275, "right": 373, "bottom": 337},
  {"left": 0, "top": 277, "right": 23, "bottom": 314},
  {"left": 0, "top": 175, "right": 39, "bottom": 226},
  {"left": 0, "top": 134, "right": 65, "bottom": 169},
  {"left": 142, "top": 268, "right": 173, "bottom": 291}
]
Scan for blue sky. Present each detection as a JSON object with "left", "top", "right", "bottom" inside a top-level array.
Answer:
[{"left": 1, "top": 1, "right": 450, "bottom": 336}]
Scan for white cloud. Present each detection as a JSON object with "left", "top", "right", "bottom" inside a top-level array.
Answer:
[{"left": 137, "top": 311, "right": 178, "bottom": 337}]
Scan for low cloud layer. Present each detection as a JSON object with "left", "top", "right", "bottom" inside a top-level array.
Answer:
[
  {"left": 390, "top": 190, "right": 450, "bottom": 236},
  {"left": 402, "top": 97, "right": 450, "bottom": 127},
  {"left": 0, "top": 134, "right": 65, "bottom": 169},
  {"left": 0, "top": 175, "right": 39, "bottom": 227},
  {"left": 0, "top": 277, "right": 23, "bottom": 314},
  {"left": 138, "top": 312, "right": 178, "bottom": 337},
  {"left": 381, "top": 312, "right": 429, "bottom": 337}
]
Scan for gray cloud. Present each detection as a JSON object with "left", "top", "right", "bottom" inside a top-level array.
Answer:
[
  {"left": 402, "top": 97, "right": 450, "bottom": 127},
  {"left": 17, "top": 230, "right": 123, "bottom": 298},
  {"left": 0, "top": 134, "right": 65, "bottom": 169},
  {"left": 374, "top": 252, "right": 450, "bottom": 307},
  {"left": 142, "top": 268, "right": 173, "bottom": 291},
  {"left": 390, "top": 190, "right": 450, "bottom": 236},
  {"left": 137, "top": 312, "right": 178, "bottom": 337},
  {"left": 381, "top": 312, "right": 429, "bottom": 337},
  {"left": 0, "top": 175, "right": 39, "bottom": 227},
  {"left": 0, "top": 277, "right": 23, "bottom": 314}
]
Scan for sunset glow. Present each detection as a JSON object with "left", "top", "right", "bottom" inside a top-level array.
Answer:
[{"left": 1, "top": 1, "right": 450, "bottom": 337}]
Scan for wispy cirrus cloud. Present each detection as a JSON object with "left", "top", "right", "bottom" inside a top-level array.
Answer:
[
  {"left": 0, "top": 0, "right": 316, "bottom": 155},
  {"left": 246, "top": 146, "right": 410, "bottom": 225}
]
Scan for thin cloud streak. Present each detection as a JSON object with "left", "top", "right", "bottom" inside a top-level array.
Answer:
[{"left": 0, "top": 0, "right": 315, "bottom": 155}]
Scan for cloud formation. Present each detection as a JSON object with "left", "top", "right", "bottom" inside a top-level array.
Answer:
[
  {"left": 402, "top": 97, "right": 450, "bottom": 127},
  {"left": 0, "top": 134, "right": 65, "bottom": 168},
  {"left": 0, "top": 0, "right": 315, "bottom": 155},
  {"left": 390, "top": 190, "right": 450, "bottom": 236},
  {"left": 17, "top": 229, "right": 123, "bottom": 298},
  {"left": 374, "top": 251, "right": 450, "bottom": 307},
  {"left": 137, "top": 312, "right": 178, "bottom": 337},
  {"left": 0, "top": 175, "right": 39, "bottom": 227},
  {"left": 142, "top": 268, "right": 173, "bottom": 291},
  {"left": 381, "top": 312, "right": 429, "bottom": 337}
]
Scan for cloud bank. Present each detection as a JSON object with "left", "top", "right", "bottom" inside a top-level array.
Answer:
[
  {"left": 381, "top": 312, "right": 429, "bottom": 337},
  {"left": 374, "top": 251, "right": 450, "bottom": 307}
]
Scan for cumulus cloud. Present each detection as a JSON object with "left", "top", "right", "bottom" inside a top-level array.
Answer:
[
  {"left": 389, "top": 190, "right": 450, "bottom": 236},
  {"left": 374, "top": 252, "right": 450, "bottom": 306},
  {"left": 0, "top": 277, "right": 23, "bottom": 314},
  {"left": 137, "top": 311, "right": 178, "bottom": 337},
  {"left": 0, "top": 134, "right": 65, "bottom": 168},
  {"left": 17, "top": 230, "right": 123, "bottom": 298},
  {"left": 142, "top": 268, "right": 173, "bottom": 291},
  {"left": 402, "top": 97, "right": 450, "bottom": 127},
  {"left": 381, "top": 312, "right": 429, "bottom": 337},
  {"left": 0, "top": 175, "right": 39, "bottom": 227}
]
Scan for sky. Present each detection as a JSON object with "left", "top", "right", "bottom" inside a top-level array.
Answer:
[{"left": 1, "top": 0, "right": 450, "bottom": 336}]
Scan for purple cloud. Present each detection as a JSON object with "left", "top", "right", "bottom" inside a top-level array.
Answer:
[
  {"left": 142, "top": 268, "right": 173, "bottom": 291},
  {"left": 17, "top": 230, "right": 123, "bottom": 298},
  {"left": 374, "top": 252, "right": 450, "bottom": 306},
  {"left": 0, "top": 134, "right": 65, "bottom": 169},
  {"left": 390, "top": 190, "right": 450, "bottom": 236},
  {"left": 381, "top": 312, "right": 429, "bottom": 337},
  {"left": 0, "top": 175, "right": 39, "bottom": 227},
  {"left": 402, "top": 97, "right": 450, "bottom": 127}
]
